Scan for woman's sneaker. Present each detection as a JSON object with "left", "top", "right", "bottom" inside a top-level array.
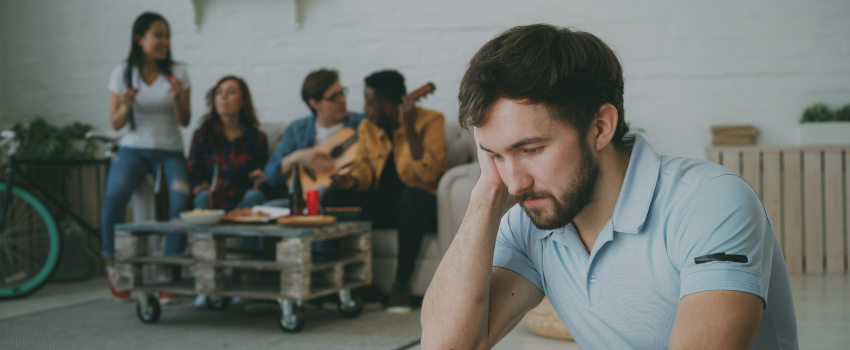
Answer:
[{"left": 106, "top": 266, "right": 131, "bottom": 302}]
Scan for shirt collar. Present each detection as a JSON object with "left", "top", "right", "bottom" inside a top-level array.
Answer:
[
  {"left": 531, "top": 133, "right": 660, "bottom": 240},
  {"left": 610, "top": 133, "right": 660, "bottom": 234}
]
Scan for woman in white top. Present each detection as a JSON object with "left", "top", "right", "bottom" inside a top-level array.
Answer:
[{"left": 103, "top": 12, "right": 192, "bottom": 301}]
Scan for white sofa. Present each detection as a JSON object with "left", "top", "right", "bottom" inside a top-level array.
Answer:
[{"left": 131, "top": 120, "right": 484, "bottom": 296}]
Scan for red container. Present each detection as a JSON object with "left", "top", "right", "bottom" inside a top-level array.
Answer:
[{"left": 306, "top": 190, "right": 320, "bottom": 215}]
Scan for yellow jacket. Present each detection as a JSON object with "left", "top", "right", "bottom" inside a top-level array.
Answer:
[{"left": 349, "top": 107, "right": 448, "bottom": 194}]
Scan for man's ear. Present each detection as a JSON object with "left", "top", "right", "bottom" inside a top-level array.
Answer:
[
  {"left": 591, "top": 103, "right": 619, "bottom": 151},
  {"left": 308, "top": 98, "right": 321, "bottom": 113}
]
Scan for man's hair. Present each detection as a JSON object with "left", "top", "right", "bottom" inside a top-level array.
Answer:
[
  {"left": 301, "top": 69, "right": 339, "bottom": 114},
  {"left": 364, "top": 70, "right": 406, "bottom": 104},
  {"left": 458, "top": 24, "right": 629, "bottom": 148}
]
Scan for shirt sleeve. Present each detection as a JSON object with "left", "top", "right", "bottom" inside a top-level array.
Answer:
[
  {"left": 264, "top": 123, "right": 300, "bottom": 186},
  {"left": 107, "top": 64, "right": 126, "bottom": 94},
  {"left": 671, "top": 175, "right": 774, "bottom": 306},
  {"left": 349, "top": 122, "right": 375, "bottom": 192},
  {"left": 173, "top": 64, "right": 191, "bottom": 90},
  {"left": 186, "top": 131, "right": 209, "bottom": 187},
  {"left": 493, "top": 205, "right": 544, "bottom": 292},
  {"left": 410, "top": 110, "right": 449, "bottom": 185}
]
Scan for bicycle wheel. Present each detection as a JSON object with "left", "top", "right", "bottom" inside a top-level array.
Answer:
[{"left": 0, "top": 183, "right": 61, "bottom": 299}]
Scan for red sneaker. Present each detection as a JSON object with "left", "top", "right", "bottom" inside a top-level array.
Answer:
[
  {"left": 106, "top": 266, "right": 131, "bottom": 302},
  {"left": 160, "top": 293, "right": 181, "bottom": 305}
]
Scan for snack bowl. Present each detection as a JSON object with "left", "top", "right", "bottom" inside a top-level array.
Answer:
[
  {"left": 323, "top": 207, "right": 361, "bottom": 221},
  {"left": 180, "top": 209, "right": 225, "bottom": 225}
]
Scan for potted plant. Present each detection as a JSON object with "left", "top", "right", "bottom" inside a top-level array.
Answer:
[{"left": 800, "top": 103, "right": 850, "bottom": 145}]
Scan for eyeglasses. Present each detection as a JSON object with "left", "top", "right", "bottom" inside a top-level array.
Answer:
[{"left": 322, "top": 87, "right": 348, "bottom": 103}]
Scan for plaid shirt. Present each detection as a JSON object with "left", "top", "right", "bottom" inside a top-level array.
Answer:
[{"left": 187, "top": 127, "right": 268, "bottom": 202}]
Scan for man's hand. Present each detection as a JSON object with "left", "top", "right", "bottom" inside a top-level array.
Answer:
[
  {"left": 398, "top": 95, "right": 417, "bottom": 127},
  {"left": 193, "top": 181, "right": 210, "bottom": 196},
  {"left": 473, "top": 127, "right": 507, "bottom": 191},
  {"left": 165, "top": 75, "right": 184, "bottom": 101},
  {"left": 297, "top": 149, "right": 335, "bottom": 173},
  {"left": 330, "top": 173, "right": 358, "bottom": 190}
]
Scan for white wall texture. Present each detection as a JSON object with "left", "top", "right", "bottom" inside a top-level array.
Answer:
[{"left": 0, "top": 0, "right": 848, "bottom": 159}]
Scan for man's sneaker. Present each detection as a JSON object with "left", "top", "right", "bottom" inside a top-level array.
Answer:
[
  {"left": 386, "top": 281, "right": 411, "bottom": 314},
  {"left": 160, "top": 293, "right": 181, "bottom": 305},
  {"left": 194, "top": 295, "right": 207, "bottom": 307},
  {"left": 106, "top": 266, "right": 131, "bottom": 302}
]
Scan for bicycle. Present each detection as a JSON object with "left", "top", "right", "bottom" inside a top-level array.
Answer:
[{"left": 0, "top": 130, "right": 117, "bottom": 299}]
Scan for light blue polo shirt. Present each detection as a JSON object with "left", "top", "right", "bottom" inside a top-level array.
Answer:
[{"left": 494, "top": 133, "right": 798, "bottom": 349}]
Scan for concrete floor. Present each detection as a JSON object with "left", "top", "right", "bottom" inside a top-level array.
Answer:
[{"left": 2, "top": 275, "right": 848, "bottom": 349}]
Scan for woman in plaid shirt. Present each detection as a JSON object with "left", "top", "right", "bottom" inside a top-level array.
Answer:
[{"left": 185, "top": 76, "right": 269, "bottom": 212}]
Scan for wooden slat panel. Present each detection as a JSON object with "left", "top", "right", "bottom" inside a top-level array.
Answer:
[
  {"left": 844, "top": 147, "right": 850, "bottom": 276},
  {"left": 823, "top": 150, "right": 845, "bottom": 274},
  {"left": 720, "top": 150, "right": 741, "bottom": 175},
  {"left": 783, "top": 151, "right": 804, "bottom": 274},
  {"left": 762, "top": 151, "right": 782, "bottom": 243},
  {"left": 803, "top": 150, "right": 824, "bottom": 274},
  {"left": 741, "top": 151, "right": 761, "bottom": 195}
]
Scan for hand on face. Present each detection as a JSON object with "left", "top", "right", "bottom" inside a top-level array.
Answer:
[
  {"left": 398, "top": 95, "right": 417, "bottom": 127},
  {"left": 474, "top": 127, "right": 507, "bottom": 191},
  {"left": 330, "top": 173, "right": 357, "bottom": 190},
  {"left": 121, "top": 89, "right": 138, "bottom": 108},
  {"left": 165, "top": 75, "right": 184, "bottom": 100}
]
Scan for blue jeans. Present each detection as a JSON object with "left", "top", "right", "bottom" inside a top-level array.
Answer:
[
  {"left": 101, "top": 147, "right": 192, "bottom": 258},
  {"left": 194, "top": 189, "right": 266, "bottom": 248}
]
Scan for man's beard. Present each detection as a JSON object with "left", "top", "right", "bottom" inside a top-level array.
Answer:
[{"left": 515, "top": 140, "right": 600, "bottom": 230}]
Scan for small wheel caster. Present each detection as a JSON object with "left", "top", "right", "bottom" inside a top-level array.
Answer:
[
  {"left": 206, "top": 296, "right": 231, "bottom": 310},
  {"left": 136, "top": 294, "right": 161, "bottom": 323},
  {"left": 278, "top": 299, "right": 305, "bottom": 333},
  {"left": 338, "top": 296, "right": 363, "bottom": 318}
]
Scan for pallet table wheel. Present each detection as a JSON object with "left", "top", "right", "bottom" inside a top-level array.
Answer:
[
  {"left": 337, "top": 289, "right": 363, "bottom": 318},
  {"left": 136, "top": 292, "right": 161, "bottom": 323},
  {"left": 277, "top": 299, "right": 305, "bottom": 332},
  {"left": 206, "top": 296, "right": 231, "bottom": 310}
]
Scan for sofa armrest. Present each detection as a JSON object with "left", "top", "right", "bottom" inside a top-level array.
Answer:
[
  {"left": 436, "top": 162, "right": 518, "bottom": 257},
  {"left": 436, "top": 163, "right": 481, "bottom": 256}
]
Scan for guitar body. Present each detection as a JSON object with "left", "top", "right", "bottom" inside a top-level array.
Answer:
[
  {"left": 291, "top": 127, "right": 359, "bottom": 192},
  {"left": 287, "top": 82, "right": 436, "bottom": 196}
]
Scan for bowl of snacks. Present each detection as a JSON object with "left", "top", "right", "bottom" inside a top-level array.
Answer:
[
  {"left": 180, "top": 209, "right": 225, "bottom": 225},
  {"left": 323, "top": 207, "right": 362, "bottom": 221}
]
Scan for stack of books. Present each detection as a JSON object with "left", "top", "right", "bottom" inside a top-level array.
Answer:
[{"left": 711, "top": 125, "right": 758, "bottom": 145}]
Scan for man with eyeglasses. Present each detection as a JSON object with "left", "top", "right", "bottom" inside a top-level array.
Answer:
[{"left": 264, "top": 69, "right": 365, "bottom": 187}]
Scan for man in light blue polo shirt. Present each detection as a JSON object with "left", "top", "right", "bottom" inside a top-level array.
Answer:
[{"left": 421, "top": 24, "right": 798, "bottom": 350}]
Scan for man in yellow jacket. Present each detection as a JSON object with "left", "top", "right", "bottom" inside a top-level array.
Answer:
[{"left": 324, "top": 70, "right": 448, "bottom": 314}]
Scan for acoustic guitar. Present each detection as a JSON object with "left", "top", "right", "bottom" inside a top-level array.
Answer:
[{"left": 291, "top": 82, "right": 437, "bottom": 192}]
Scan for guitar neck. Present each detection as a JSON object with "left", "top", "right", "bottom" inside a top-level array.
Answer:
[{"left": 408, "top": 82, "right": 436, "bottom": 102}]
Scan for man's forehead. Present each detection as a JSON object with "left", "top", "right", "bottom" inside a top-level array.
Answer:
[{"left": 477, "top": 99, "right": 566, "bottom": 149}]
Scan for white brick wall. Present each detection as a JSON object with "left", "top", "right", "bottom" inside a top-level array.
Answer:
[{"left": 0, "top": 0, "right": 848, "bottom": 158}]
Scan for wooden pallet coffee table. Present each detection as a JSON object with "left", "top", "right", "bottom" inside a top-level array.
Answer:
[{"left": 112, "top": 220, "right": 372, "bottom": 332}]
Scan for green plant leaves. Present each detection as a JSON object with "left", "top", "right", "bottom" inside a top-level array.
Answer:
[
  {"left": 800, "top": 103, "right": 850, "bottom": 123},
  {"left": 11, "top": 119, "right": 97, "bottom": 160}
]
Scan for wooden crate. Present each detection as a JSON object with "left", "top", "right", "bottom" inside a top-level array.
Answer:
[
  {"left": 113, "top": 221, "right": 372, "bottom": 302},
  {"left": 707, "top": 145, "right": 850, "bottom": 274}
]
